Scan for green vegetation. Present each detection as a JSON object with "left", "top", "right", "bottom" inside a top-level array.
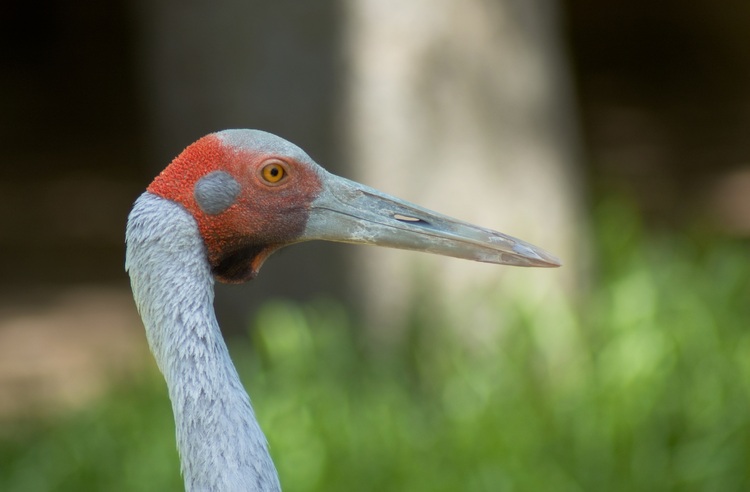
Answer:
[{"left": 1, "top": 200, "right": 749, "bottom": 491}]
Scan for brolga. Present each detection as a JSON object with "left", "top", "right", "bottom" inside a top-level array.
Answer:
[{"left": 125, "top": 129, "right": 560, "bottom": 491}]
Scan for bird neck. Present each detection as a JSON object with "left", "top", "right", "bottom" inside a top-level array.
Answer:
[{"left": 126, "top": 192, "right": 281, "bottom": 492}]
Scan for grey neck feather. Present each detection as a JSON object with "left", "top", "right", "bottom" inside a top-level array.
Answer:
[{"left": 125, "top": 192, "right": 281, "bottom": 492}]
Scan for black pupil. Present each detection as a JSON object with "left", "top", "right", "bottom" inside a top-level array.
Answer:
[{"left": 270, "top": 167, "right": 279, "bottom": 177}]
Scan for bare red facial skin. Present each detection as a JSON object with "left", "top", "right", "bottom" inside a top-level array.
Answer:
[{"left": 147, "top": 134, "right": 323, "bottom": 283}]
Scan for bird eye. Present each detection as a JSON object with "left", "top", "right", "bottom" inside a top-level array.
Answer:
[{"left": 261, "top": 162, "right": 286, "bottom": 184}]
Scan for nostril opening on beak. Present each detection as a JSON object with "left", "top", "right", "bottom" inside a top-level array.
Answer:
[{"left": 393, "top": 213, "right": 429, "bottom": 225}]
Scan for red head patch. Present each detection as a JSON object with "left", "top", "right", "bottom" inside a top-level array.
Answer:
[{"left": 148, "top": 131, "right": 324, "bottom": 282}]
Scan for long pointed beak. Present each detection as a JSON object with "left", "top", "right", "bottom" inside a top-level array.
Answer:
[{"left": 302, "top": 172, "right": 561, "bottom": 268}]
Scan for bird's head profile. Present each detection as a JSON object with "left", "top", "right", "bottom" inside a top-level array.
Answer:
[
  {"left": 147, "top": 129, "right": 560, "bottom": 284},
  {"left": 147, "top": 130, "right": 326, "bottom": 282}
]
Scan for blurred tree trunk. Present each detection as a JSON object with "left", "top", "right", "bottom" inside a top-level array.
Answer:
[{"left": 341, "top": 0, "right": 586, "bottom": 338}]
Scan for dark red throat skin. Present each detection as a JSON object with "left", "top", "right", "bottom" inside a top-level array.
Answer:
[{"left": 147, "top": 134, "right": 323, "bottom": 283}]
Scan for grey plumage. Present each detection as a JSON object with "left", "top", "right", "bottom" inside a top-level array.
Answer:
[{"left": 126, "top": 193, "right": 281, "bottom": 492}]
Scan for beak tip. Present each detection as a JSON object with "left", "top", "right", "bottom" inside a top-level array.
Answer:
[
  {"left": 538, "top": 252, "right": 563, "bottom": 268},
  {"left": 527, "top": 256, "right": 563, "bottom": 268},
  {"left": 511, "top": 242, "right": 562, "bottom": 268},
  {"left": 540, "top": 254, "right": 563, "bottom": 268},
  {"left": 545, "top": 257, "right": 563, "bottom": 268}
]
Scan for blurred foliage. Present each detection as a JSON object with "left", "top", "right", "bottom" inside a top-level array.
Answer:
[{"left": 1, "top": 198, "right": 749, "bottom": 491}]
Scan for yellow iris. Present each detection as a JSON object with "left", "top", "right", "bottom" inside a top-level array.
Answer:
[{"left": 261, "top": 162, "right": 286, "bottom": 183}]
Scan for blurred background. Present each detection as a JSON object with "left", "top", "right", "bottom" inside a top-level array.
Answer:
[{"left": 1, "top": 0, "right": 749, "bottom": 490}]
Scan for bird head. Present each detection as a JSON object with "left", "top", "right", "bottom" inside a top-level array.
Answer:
[{"left": 147, "top": 129, "right": 560, "bottom": 283}]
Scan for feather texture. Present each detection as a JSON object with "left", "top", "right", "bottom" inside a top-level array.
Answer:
[{"left": 126, "top": 192, "right": 281, "bottom": 492}]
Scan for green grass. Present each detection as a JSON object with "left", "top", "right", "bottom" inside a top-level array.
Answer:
[{"left": 1, "top": 200, "right": 749, "bottom": 491}]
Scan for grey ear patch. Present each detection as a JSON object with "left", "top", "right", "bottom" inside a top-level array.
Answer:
[{"left": 194, "top": 171, "right": 241, "bottom": 215}]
